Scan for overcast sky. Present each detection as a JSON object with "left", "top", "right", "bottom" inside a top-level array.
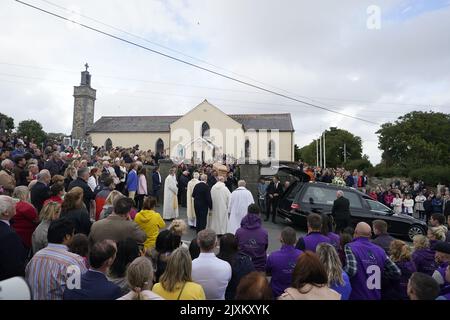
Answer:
[{"left": 1, "top": 0, "right": 450, "bottom": 164}]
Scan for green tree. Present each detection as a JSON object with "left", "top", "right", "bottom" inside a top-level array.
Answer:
[
  {"left": 0, "top": 113, "right": 14, "bottom": 133},
  {"left": 17, "top": 120, "right": 47, "bottom": 145},
  {"left": 377, "top": 111, "right": 450, "bottom": 168},
  {"left": 298, "top": 127, "right": 365, "bottom": 168},
  {"left": 46, "top": 132, "right": 66, "bottom": 142}
]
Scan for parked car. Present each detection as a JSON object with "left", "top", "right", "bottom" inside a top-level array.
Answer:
[{"left": 275, "top": 166, "right": 427, "bottom": 241}]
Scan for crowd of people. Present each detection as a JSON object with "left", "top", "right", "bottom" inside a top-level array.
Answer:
[
  {"left": 1, "top": 134, "right": 450, "bottom": 301},
  {"left": 301, "top": 165, "right": 450, "bottom": 221}
]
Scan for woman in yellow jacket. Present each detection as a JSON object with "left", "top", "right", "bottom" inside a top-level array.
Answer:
[
  {"left": 153, "top": 247, "right": 205, "bottom": 300},
  {"left": 135, "top": 197, "right": 165, "bottom": 250}
]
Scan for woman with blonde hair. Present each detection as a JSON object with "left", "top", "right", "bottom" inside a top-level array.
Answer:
[
  {"left": 100, "top": 190, "right": 125, "bottom": 219},
  {"left": 64, "top": 165, "right": 77, "bottom": 191},
  {"left": 118, "top": 257, "right": 163, "bottom": 300},
  {"left": 316, "top": 243, "right": 352, "bottom": 300},
  {"left": 31, "top": 201, "right": 61, "bottom": 254},
  {"left": 12, "top": 186, "right": 39, "bottom": 252},
  {"left": 384, "top": 240, "right": 416, "bottom": 300},
  {"left": 428, "top": 226, "right": 447, "bottom": 243},
  {"left": 152, "top": 247, "right": 205, "bottom": 300},
  {"left": 61, "top": 187, "right": 91, "bottom": 235},
  {"left": 135, "top": 197, "right": 165, "bottom": 250},
  {"left": 412, "top": 235, "right": 437, "bottom": 276}
]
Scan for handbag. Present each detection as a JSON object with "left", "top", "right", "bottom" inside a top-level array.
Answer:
[{"left": 176, "top": 282, "right": 187, "bottom": 300}]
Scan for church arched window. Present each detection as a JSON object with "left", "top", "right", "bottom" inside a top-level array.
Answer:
[
  {"left": 177, "top": 144, "right": 185, "bottom": 158},
  {"left": 268, "top": 140, "right": 275, "bottom": 158},
  {"left": 201, "top": 122, "right": 210, "bottom": 138},
  {"left": 245, "top": 139, "right": 251, "bottom": 158},
  {"left": 105, "top": 138, "right": 112, "bottom": 151},
  {"left": 156, "top": 138, "right": 164, "bottom": 154}
]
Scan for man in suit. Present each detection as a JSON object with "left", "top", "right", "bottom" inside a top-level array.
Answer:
[
  {"left": 89, "top": 197, "right": 146, "bottom": 246},
  {"left": 332, "top": 190, "right": 351, "bottom": 233},
  {"left": 30, "top": 169, "right": 51, "bottom": 213},
  {"left": 152, "top": 167, "right": 162, "bottom": 206},
  {"left": 192, "top": 174, "right": 213, "bottom": 233},
  {"left": 266, "top": 175, "right": 283, "bottom": 224},
  {"left": 63, "top": 239, "right": 122, "bottom": 300},
  {"left": 207, "top": 170, "right": 218, "bottom": 188},
  {"left": 68, "top": 167, "right": 95, "bottom": 212},
  {"left": 178, "top": 171, "right": 190, "bottom": 208},
  {"left": 0, "top": 195, "right": 27, "bottom": 281}
]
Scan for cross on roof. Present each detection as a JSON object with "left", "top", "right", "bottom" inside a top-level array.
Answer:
[{"left": 84, "top": 63, "right": 89, "bottom": 71}]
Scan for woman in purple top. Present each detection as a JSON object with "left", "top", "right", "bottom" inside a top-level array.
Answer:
[
  {"left": 382, "top": 240, "right": 416, "bottom": 300},
  {"left": 317, "top": 243, "right": 352, "bottom": 300},
  {"left": 412, "top": 235, "right": 437, "bottom": 276},
  {"left": 235, "top": 204, "right": 269, "bottom": 272}
]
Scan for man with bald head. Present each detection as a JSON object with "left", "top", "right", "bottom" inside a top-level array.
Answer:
[
  {"left": 332, "top": 190, "right": 351, "bottom": 233},
  {"left": 344, "top": 222, "right": 401, "bottom": 300}
]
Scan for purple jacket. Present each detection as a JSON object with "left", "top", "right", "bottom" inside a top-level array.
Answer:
[
  {"left": 412, "top": 248, "right": 437, "bottom": 276},
  {"left": 327, "top": 232, "right": 340, "bottom": 250},
  {"left": 348, "top": 237, "right": 387, "bottom": 300},
  {"left": 235, "top": 214, "right": 268, "bottom": 272},
  {"left": 296, "top": 232, "right": 332, "bottom": 252},
  {"left": 266, "top": 245, "right": 303, "bottom": 297}
]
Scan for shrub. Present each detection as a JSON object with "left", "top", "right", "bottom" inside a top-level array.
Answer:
[
  {"left": 344, "top": 159, "right": 373, "bottom": 172},
  {"left": 409, "top": 166, "right": 450, "bottom": 186},
  {"left": 368, "top": 165, "right": 409, "bottom": 178}
]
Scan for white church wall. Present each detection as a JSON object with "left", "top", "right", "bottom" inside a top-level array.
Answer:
[{"left": 170, "top": 100, "right": 244, "bottom": 159}]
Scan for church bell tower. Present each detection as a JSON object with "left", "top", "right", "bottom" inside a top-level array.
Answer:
[{"left": 71, "top": 63, "right": 96, "bottom": 144}]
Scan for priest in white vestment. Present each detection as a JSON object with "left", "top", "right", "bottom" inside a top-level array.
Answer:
[
  {"left": 226, "top": 180, "right": 255, "bottom": 234},
  {"left": 208, "top": 176, "right": 231, "bottom": 235},
  {"left": 186, "top": 172, "right": 200, "bottom": 227},
  {"left": 163, "top": 168, "right": 179, "bottom": 219}
]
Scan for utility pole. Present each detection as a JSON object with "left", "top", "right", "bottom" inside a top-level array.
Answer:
[
  {"left": 319, "top": 135, "right": 322, "bottom": 168},
  {"left": 323, "top": 131, "right": 326, "bottom": 169},
  {"left": 316, "top": 138, "right": 319, "bottom": 167},
  {"left": 344, "top": 143, "right": 347, "bottom": 163}
]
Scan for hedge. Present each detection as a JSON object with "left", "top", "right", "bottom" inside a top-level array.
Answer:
[{"left": 409, "top": 166, "right": 450, "bottom": 186}]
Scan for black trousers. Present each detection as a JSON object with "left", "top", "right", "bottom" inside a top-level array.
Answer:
[
  {"left": 335, "top": 218, "right": 350, "bottom": 233},
  {"left": 136, "top": 194, "right": 145, "bottom": 211},
  {"left": 266, "top": 198, "right": 278, "bottom": 222},
  {"left": 195, "top": 206, "right": 208, "bottom": 233},
  {"left": 180, "top": 189, "right": 187, "bottom": 208}
]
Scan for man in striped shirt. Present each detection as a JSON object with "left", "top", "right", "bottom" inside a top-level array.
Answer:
[{"left": 25, "top": 219, "right": 87, "bottom": 300}]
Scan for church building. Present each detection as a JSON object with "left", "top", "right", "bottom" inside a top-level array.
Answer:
[{"left": 71, "top": 66, "right": 295, "bottom": 162}]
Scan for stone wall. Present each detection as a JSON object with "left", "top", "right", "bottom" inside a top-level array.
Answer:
[{"left": 72, "top": 85, "right": 96, "bottom": 140}]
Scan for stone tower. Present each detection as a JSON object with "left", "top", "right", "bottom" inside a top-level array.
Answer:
[{"left": 71, "top": 63, "right": 96, "bottom": 143}]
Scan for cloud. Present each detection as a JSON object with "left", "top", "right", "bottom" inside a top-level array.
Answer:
[{"left": 1, "top": 0, "right": 449, "bottom": 165}]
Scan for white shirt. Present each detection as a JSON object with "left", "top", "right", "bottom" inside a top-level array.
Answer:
[
  {"left": 403, "top": 199, "right": 414, "bottom": 213},
  {"left": 192, "top": 252, "right": 231, "bottom": 300},
  {"left": 87, "top": 176, "right": 98, "bottom": 192}
]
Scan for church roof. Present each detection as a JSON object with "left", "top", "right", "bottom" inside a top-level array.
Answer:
[{"left": 88, "top": 113, "right": 294, "bottom": 133}]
